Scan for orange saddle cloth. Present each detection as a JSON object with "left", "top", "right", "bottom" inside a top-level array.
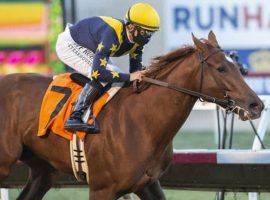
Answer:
[{"left": 38, "top": 73, "right": 109, "bottom": 140}]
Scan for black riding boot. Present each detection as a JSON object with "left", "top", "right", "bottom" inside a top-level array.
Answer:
[{"left": 64, "top": 79, "right": 103, "bottom": 133}]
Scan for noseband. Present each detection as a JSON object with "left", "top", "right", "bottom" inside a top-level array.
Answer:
[{"left": 141, "top": 49, "right": 235, "bottom": 111}]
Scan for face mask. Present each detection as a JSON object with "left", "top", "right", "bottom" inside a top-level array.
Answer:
[{"left": 132, "top": 26, "right": 154, "bottom": 45}]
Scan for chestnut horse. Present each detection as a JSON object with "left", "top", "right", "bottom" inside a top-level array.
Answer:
[{"left": 0, "top": 31, "right": 263, "bottom": 200}]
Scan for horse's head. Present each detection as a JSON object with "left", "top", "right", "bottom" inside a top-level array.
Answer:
[{"left": 191, "top": 31, "right": 263, "bottom": 120}]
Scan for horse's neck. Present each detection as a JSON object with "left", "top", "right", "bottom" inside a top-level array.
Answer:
[
  {"left": 138, "top": 54, "right": 200, "bottom": 151},
  {"left": 96, "top": 53, "right": 200, "bottom": 160}
]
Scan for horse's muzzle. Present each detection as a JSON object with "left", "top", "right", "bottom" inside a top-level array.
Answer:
[{"left": 248, "top": 99, "right": 264, "bottom": 119}]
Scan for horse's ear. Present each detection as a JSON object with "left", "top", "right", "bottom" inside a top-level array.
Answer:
[
  {"left": 208, "top": 30, "right": 220, "bottom": 48},
  {"left": 192, "top": 33, "right": 205, "bottom": 52}
]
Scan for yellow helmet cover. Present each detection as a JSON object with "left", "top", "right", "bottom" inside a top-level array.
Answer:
[{"left": 126, "top": 3, "right": 160, "bottom": 31}]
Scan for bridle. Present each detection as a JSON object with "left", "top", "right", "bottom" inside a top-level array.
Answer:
[{"left": 140, "top": 49, "right": 236, "bottom": 111}]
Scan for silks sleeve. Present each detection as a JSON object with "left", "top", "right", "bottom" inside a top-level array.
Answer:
[
  {"left": 129, "top": 46, "right": 143, "bottom": 73},
  {"left": 91, "top": 39, "right": 130, "bottom": 83}
]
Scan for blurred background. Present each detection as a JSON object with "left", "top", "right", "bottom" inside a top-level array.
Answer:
[{"left": 1, "top": 0, "right": 270, "bottom": 199}]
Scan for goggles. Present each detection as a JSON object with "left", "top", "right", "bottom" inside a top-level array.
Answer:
[{"left": 135, "top": 26, "right": 155, "bottom": 38}]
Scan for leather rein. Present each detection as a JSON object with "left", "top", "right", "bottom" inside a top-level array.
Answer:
[{"left": 140, "top": 50, "right": 236, "bottom": 111}]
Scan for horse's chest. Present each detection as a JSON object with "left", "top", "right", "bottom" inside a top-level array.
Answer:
[
  {"left": 144, "top": 154, "right": 171, "bottom": 181},
  {"left": 133, "top": 163, "right": 166, "bottom": 190}
]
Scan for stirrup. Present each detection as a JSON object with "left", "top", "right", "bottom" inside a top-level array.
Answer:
[
  {"left": 65, "top": 116, "right": 99, "bottom": 133},
  {"left": 84, "top": 115, "right": 99, "bottom": 133}
]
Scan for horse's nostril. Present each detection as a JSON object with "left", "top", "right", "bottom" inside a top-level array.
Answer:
[{"left": 249, "top": 102, "right": 260, "bottom": 113}]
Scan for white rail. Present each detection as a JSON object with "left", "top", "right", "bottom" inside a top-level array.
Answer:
[
  {"left": 249, "top": 96, "right": 270, "bottom": 200},
  {"left": 0, "top": 189, "right": 9, "bottom": 200}
]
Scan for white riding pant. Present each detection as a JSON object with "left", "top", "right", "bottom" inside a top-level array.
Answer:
[{"left": 55, "top": 25, "right": 122, "bottom": 82}]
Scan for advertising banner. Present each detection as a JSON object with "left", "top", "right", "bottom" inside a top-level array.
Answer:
[{"left": 165, "top": 0, "right": 270, "bottom": 94}]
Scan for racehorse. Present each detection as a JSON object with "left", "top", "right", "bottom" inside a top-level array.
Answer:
[{"left": 0, "top": 31, "right": 264, "bottom": 200}]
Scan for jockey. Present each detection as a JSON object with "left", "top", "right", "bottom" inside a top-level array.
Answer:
[{"left": 56, "top": 3, "right": 160, "bottom": 133}]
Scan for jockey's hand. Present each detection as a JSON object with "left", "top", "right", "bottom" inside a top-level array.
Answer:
[{"left": 130, "top": 70, "right": 147, "bottom": 82}]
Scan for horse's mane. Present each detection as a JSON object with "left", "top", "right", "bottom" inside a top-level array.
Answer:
[
  {"left": 133, "top": 45, "right": 196, "bottom": 92},
  {"left": 146, "top": 45, "right": 195, "bottom": 78}
]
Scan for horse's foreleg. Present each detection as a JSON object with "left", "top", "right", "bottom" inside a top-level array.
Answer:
[
  {"left": 17, "top": 157, "right": 55, "bottom": 200},
  {"left": 135, "top": 180, "right": 166, "bottom": 200}
]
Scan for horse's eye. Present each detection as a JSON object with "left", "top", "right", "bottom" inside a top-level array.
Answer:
[{"left": 217, "top": 66, "right": 226, "bottom": 73}]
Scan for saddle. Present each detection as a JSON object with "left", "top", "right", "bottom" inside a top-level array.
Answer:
[
  {"left": 37, "top": 73, "right": 124, "bottom": 182},
  {"left": 38, "top": 73, "right": 122, "bottom": 140}
]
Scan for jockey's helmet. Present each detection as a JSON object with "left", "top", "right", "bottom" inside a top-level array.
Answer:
[
  {"left": 125, "top": 3, "right": 160, "bottom": 31},
  {"left": 125, "top": 3, "right": 160, "bottom": 45}
]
